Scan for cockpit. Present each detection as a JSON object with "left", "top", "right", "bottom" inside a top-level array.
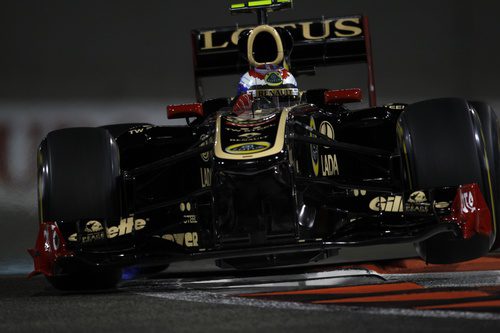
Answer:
[{"left": 232, "top": 87, "right": 302, "bottom": 117}]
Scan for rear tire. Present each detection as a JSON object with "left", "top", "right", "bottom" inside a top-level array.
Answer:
[
  {"left": 398, "top": 98, "right": 495, "bottom": 264},
  {"left": 38, "top": 127, "right": 122, "bottom": 290}
]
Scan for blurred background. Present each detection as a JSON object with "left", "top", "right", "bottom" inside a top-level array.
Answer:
[{"left": 1, "top": 0, "right": 499, "bottom": 273}]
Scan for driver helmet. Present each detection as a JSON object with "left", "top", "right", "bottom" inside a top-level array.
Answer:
[{"left": 237, "top": 64, "right": 299, "bottom": 98}]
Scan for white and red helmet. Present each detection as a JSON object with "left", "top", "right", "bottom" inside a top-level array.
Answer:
[{"left": 237, "top": 64, "right": 298, "bottom": 96}]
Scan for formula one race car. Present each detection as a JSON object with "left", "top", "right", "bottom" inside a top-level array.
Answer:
[{"left": 30, "top": 0, "right": 500, "bottom": 290}]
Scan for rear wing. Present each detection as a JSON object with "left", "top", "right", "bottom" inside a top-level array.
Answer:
[{"left": 191, "top": 15, "right": 376, "bottom": 106}]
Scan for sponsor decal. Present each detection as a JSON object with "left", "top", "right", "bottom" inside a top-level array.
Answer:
[
  {"left": 80, "top": 220, "right": 106, "bottom": 243},
  {"left": 385, "top": 103, "right": 406, "bottom": 110},
  {"left": 229, "top": 132, "right": 267, "bottom": 143},
  {"left": 84, "top": 220, "right": 104, "bottom": 232},
  {"left": 183, "top": 215, "right": 198, "bottom": 224},
  {"left": 200, "top": 168, "right": 212, "bottom": 188},
  {"left": 405, "top": 191, "right": 431, "bottom": 213},
  {"left": 68, "top": 217, "right": 147, "bottom": 242},
  {"left": 310, "top": 117, "right": 319, "bottom": 176},
  {"left": 160, "top": 232, "right": 199, "bottom": 247},
  {"left": 434, "top": 201, "right": 451, "bottom": 209},
  {"left": 319, "top": 121, "right": 335, "bottom": 146},
  {"left": 318, "top": 121, "right": 339, "bottom": 176},
  {"left": 369, "top": 196, "right": 403, "bottom": 212},
  {"left": 199, "top": 134, "right": 212, "bottom": 162},
  {"left": 180, "top": 202, "right": 198, "bottom": 224},
  {"left": 353, "top": 189, "right": 367, "bottom": 197},
  {"left": 216, "top": 110, "right": 289, "bottom": 160},
  {"left": 199, "top": 18, "right": 363, "bottom": 51},
  {"left": 128, "top": 125, "right": 152, "bottom": 135},
  {"left": 238, "top": 132, "right": 261, "bottom": 139},
  {"left": 461, "top": 191, "right": 476, "bottom": 213},
  {"left": 225, "top": 112, "right": 277, "bottom": 125},
  {"left": 107, "top": 217, "right": 146, "bottom": 238},
  {"left": 226, "top": 123, "right": 275, "bottom": 132},
  {"left": 408, "top": 191, "right": 427, "bottom": 203},
  {"left": 321, "top": 154, "right": 339, "bottom": 176},
  {"left": 225, "top": 141, "right": 271, "bottom": 154},
  {"left": 264, "top": 72, "right": 283, "bottom": 86},
  {"left": 180, "top": 202, "right": 191, "bottom": 212},
  {"left": 253, "top": 88, "right": 298, "bottom": 97},
  {"left": 128, "top": 128, "right": 144, "bottom": 135}
]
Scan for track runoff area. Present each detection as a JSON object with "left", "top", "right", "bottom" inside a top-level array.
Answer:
[{"left": 121, "top": 253, "right": 500, "bottom": 321}]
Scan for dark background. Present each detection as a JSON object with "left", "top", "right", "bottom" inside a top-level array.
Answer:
[
  {"left": 2, "top": 0, "right": 500, "bottom": 104},
  {"left": 1, "top": 0, "right": 500, "bottom": 273}
]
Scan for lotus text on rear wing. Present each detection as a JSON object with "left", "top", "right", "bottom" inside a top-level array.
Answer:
[{"left": 200, "top": 18, "right": 363, "bottom": 50}]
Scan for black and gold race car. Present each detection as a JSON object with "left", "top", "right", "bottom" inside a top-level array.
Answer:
[{"left": 30, "top": 0, "right": 499, "bottom": 290}]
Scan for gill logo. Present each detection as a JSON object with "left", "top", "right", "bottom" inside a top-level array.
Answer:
[{"left": 369, "top": 196, "right": 403, "bottom": 212}]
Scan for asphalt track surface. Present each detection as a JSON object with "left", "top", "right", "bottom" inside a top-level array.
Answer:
[{"left": 2, "top": 255, "right": 500, "bottom": 332}]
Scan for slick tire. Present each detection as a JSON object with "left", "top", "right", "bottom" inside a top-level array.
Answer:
[
  {"left": 38, "top": 127, "right": 122, "bottom": 290},
  {"left": 398, "top": 98, "right": 495, "bottom": 264},
  {"left": 38, "top": 127, "right": 121, "bottom": 222}
]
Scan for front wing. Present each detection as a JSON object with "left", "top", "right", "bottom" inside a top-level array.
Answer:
[{"left": 29, "top": 183, "right": 492, "bottom": 277}]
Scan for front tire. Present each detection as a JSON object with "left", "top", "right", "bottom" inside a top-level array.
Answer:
[
  {"left": 398, "top": 98, "right": 495, "bottom": 264},
  {"left": 38, "top": 127, "right": 122, "bottom": 290}
]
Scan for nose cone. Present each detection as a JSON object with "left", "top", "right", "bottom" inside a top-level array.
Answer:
[{"left": 214, "top": 109, "right": 290, "bottom": 161}]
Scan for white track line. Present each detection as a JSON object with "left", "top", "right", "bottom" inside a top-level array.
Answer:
[{"left": 138, "top": 289, "right": 500, "bottom": 321}]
